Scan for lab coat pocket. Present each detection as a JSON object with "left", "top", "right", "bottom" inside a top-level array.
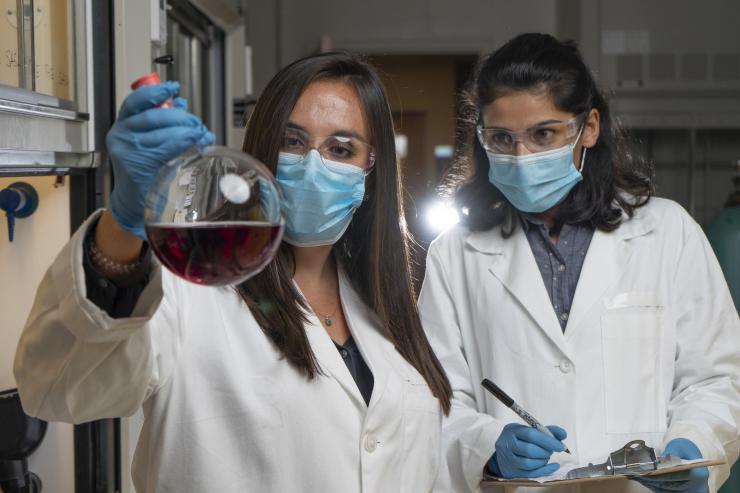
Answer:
[
  {"left": 601, "top": 293, "right": 666, "bottom": 434},
  {"left": 402, "top": 379, "right": 442, "bottom": 492},
  {"left": 405, "top": 379, "right": 440, "bottom": 414}
]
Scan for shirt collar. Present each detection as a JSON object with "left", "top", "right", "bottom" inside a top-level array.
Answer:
[{"left": 518, "top": 211, "right": 548, "bottom": 233}]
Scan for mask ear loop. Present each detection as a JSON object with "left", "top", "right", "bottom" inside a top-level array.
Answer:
[
  {"left": 573, "top": 118, "right": 588, "bottom": 173},
  {"left": 579, "top": 147, "right": 588, "bottom": 173}
]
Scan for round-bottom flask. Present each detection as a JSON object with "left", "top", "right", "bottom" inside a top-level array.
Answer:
[{"left": 144, "top": 146, "right": 284, "bottom": 286}]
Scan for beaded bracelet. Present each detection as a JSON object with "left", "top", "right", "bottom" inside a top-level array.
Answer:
[{"left": 87, "top": 234, "right": 142, "bottom": 277}]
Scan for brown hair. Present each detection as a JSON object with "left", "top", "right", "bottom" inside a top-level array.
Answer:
[{"left": 239, "top": 52, "right": 451, "bottom": 413}]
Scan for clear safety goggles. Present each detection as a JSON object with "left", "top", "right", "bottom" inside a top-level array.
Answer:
[
  {"left": 476, "top": 112, "right": 587, "bottom": 154},
  {"left": 281, "top": 127, "right": 376, "bottom": 173}
]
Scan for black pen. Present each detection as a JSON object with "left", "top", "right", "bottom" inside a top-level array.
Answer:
[{"left": 482, "top": 378, "right": 571, "bottom": 454}]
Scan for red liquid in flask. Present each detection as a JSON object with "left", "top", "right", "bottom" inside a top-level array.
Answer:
[{"left": 146, "top": 221, "right": 284, "bottom": 286}]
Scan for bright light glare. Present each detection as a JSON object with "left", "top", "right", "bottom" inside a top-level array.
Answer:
[{"left": 426, "top": 201, "right": 460, "bottom": 233}]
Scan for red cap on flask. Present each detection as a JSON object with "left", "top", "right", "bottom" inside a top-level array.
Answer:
[
  {"left": 131, "top": 72, "right": 162, "bottom": 90},
  {"left": 130, "top": 72, "right": 173, "bottom": 108}
]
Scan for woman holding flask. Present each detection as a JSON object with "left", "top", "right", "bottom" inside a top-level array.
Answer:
[{"left": 15, "top": 53, "right": 451, "bottom": 493}]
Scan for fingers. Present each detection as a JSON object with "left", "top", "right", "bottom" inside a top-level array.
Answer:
[
  {"left": 172, "top": 97, "right": 188, "bottom": 110},
  {"left": 630, "top": 477, "right": 663, "bottom": 493},
  {"left": 511, "top": 456, "right": 550, "bottom": 471},
  {"left": 495, "top": 423, "right": 564, "bottom": 479},
  {"left": 634, "top": 478, "right": 693, "bottom": 492},
  {"left": 159, "top": 127, "right": 210, "bottom": 159},
  {"left": 138, "top": 125, "right": 208, "bottom": 153},
  {"left": 632, "top": 467, "right": 709, "bottom": 493},
  {"left": 119, "top": 81, "right": 180, "bottom": 120},
  {"left": 123, "top": 107, "right": 201, "bottom": 131},
  {"left": 663, "top": 438, "right": 703, "bottom": 460},
  {"left": 546, "top": 425, "right": 568, "bottom": 441},
  {"left": 516, "top": 462, "right": 560, "bottom": 478},
  {"left": 197, "top": 131, "right": 216, "bottom": 148},
  {"left": 648, "top": 471, "right": 693, "bottom": 482},
  {"left": 655, "top": 468, "right": 707, "bottom": 483},
  {"left": 514, "top": 426, "right": 565, "bottom": 453},
  {"left": 511, "top": 439, "right": 552, "bottom": 459}
]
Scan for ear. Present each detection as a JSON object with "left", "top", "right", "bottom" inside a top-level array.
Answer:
[{"left": 582, "top": 108, "right": 600, "bottom": 148}]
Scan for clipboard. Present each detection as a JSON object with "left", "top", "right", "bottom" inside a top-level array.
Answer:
[{"left": 482, "top": 456, "right": 724, "bottom": 487}]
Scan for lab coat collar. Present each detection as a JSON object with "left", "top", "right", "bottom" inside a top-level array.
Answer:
[
  {"left": 475, "top": 224, "right": 570, "bottom": 356},
  {"left": 464, "top": 202, "right": 656, "bottom": 254},
  {"left": 611, "top": 202, "right": 657, "bottom": 240},
  {"left": 299, "top": 270, "right": 391, "bottom": 413},
  {"left": 463, "top": 203, "right": 657, "bottom": 356},
  {"left": 337, "top": 271, "right": 391, "bottom": 414},
  {"left": 565, "top": 205, "right": 656, "bottom": 340},
  {"left": 303, "top": 313, "right": 368, "bottom": 410},
  {"left": 298, "top": 275, "right": 367, "bottom": 410}
]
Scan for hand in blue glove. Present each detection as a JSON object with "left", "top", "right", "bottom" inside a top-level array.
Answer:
[
  {"left": 106, "top": 81, "right": 215, "bottom": 239},
  {"left": 632, "top": 439, "right": 709, "bottom": 493},
  {"left": 488, "top": 423, "right": 567, "bottom": 479}
]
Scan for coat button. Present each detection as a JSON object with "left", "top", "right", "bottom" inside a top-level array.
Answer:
[
  {"left": 559, "top": 359, "right": 572, "bottom": 373},
  {"left": 364, "top": 434, "right": 378, "bottom": 453}
]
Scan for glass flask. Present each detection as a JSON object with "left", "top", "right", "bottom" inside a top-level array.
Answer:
[{"left": 144, "top": 146, "right": 284, "bottom": 286}]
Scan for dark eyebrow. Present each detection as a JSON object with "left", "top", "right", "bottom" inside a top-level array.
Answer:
[
  {"left": 533, "top": 119, "right": 565, "bottom": 126},
  {"left": 286, "top": 122, "right": 309, "bottom": 134},
  {"left": 484, "top": 119, "right": 567, "bottom": 131},
  {"left": 286, "top": 121, "right": 367, "bottom": 142}
]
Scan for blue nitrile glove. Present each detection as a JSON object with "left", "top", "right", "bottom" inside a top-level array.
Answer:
[
  {"left": 487, "top": 423, "right": 567, "bottom": 479},
  {"left": 106, "top": 81, "right": 215, "bottom": 239},
  {"left": 632, "top": 438, "right": 709, "bottom": 493}
]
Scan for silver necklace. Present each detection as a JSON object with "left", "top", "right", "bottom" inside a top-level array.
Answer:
[
  {"left": 320, "top": 304, "right": 339, "bottom": 327},
  {"left": 323, "top": 314, "right": 334, "bottom": 326},
  {"left": 302, "top": 270, "right": 340, "bottom": 327},
  {"left": 306, "top": 298, "right": 339, "bottom": 327}
]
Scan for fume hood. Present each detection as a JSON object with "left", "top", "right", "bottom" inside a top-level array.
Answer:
[{"left": 0, "top": 0, "right": 98, "bottom": 175}]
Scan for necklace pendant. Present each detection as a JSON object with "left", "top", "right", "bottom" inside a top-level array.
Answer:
[{"left": 324, "top": 316, "right": 333, "bottom": 326}]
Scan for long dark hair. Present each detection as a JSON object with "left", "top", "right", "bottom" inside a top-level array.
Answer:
[
  {"left": 447, "top": 33, "right": 654, "bottom": 234},
  {"left": 239, "top": 52, "right": 451, "bottom": 413}
]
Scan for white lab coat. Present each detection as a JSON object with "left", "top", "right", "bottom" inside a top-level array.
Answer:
[
  {"left": 419, "top": 197, "right": 740, "bottom": 493},
  {"left": 14, "top": 210, "right": 444, "bottom": 493}
]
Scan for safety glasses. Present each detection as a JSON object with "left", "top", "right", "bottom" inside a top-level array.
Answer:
[
  {"left": 476, "top": 112, "right": 587, "bottom": 154},
  {"left": 280, "top": 127, "right": 376, "bottom": 173}
]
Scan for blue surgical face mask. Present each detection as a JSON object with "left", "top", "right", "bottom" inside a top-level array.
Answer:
[
  {"left": 276, "top": 150, "right": 365, "bottom": 247},
  {"left": 486, "top": 128, "right": 587, "bottom": 213}
]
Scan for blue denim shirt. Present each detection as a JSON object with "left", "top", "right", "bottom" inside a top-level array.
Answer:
[{"left": 520, "top": 215, "right": 595, "bottom": 332}]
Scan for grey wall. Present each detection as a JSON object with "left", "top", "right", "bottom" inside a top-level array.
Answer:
[
  {"left": 632, "top": 129, "right": 739, "bottom": 225},
  {"left": 583, "top": 0, "right": 740, "bottom": 225},
  {"left": 245, "top": 0, "right": 558, "bottom": 95}
]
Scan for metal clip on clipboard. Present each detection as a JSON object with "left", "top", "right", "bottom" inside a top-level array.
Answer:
[{"left": 566, "top": 440, "right": 683, "bottom": 480}]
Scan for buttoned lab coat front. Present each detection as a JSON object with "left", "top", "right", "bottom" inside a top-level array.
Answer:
[
  {"left": 419, "top": 198, "right": 740, "bottom": 493},
  {"left": 14, "top": 211, "right": 443, "bottom": 493}
]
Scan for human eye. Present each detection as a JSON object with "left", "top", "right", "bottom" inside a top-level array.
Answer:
[
  {"left": 490, "top": 131, "right": 514, "bottom": 150},
  {"left": 282, "top": 130, "right": 306, "bottom": 151},
  {"left": 531, "top": 127, "right": 556, "bottom": 145},
  {"left": 325, "top": 137, "right": 356, "bottom": 160}
]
